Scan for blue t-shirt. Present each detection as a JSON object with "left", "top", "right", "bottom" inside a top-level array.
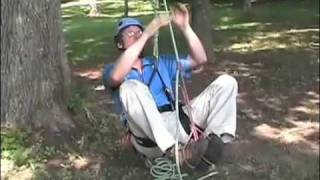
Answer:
[{"left": 103, "top": 54, "right": 192, "bottom": 117}]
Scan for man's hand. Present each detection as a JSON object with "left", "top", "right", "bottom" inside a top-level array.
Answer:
[
  {"left": 144, "top": 13, "right": 171, "bottom": 37},
  {"left": 172, "top": 3, "right": 190, "bottom": 31}
]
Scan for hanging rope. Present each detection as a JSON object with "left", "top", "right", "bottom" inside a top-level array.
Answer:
[
  {"left": 147, "top": 0, "right": 184, "bottom": 179},
  {"left": 150, "top": 0, "right": 160, "bottom": 60},
  {"left": 161, "top": 1, "right": 185, "bottom": 179},
  {"left": 148, "top": 1, "right": 207, "bottom": 179}
]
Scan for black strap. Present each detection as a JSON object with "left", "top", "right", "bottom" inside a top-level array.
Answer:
[
  {"left": 129, "top": 130, "right": 157, "bottom": 148},
  {"left": 158, "top": 104, "right": 174, "bottom": 112},
  {"left": 178, "top": 104, "right": 205, "bottom": 136},
  {"left": 178, "top": 104, "right": 191, "bottom": 135},
  {"left": 146, "top": 58, "right": 175, "bottom": 108}
]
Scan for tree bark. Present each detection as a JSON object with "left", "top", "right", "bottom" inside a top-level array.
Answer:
[
  {"left": 1, "top": 0, "right": 74, "bottom": 134},
  {"left": 190, "top": 0, "right": 215, "bottom": 63}
]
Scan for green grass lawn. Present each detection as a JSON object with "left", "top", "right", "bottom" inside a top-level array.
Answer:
[{"left": 62, "top": 0, "right": 319, "bottom": 67}]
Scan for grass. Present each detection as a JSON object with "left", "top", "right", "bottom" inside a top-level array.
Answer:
[
  {"left": 63, "top": 17, "right": 116, "bottom": 66},
  {"left": 62, "top": 0, "right": 319, "bottom": 66},
  {"left": 2, "top": 0, "right": 319, "bottom": 179}
]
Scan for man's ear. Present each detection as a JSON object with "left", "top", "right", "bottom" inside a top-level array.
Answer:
[{"left": 117, "top": 42, "right": 123, "bottom": 49}]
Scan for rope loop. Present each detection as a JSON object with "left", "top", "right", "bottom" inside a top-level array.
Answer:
[{"left": 150, "top": 157, "right": 188, "bottom": 180}]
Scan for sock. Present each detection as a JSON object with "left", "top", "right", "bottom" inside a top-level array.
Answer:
[{"left": 220, "top": 133, "right": 234, "bottom": 143}]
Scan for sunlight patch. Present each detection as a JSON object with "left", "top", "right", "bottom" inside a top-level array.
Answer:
[
  {"left": 94, "top": 85, "right": 105, "bottom": 91},
  {"left": 73, "top": 68, "right": 103, "bottom": 80},
  {"left": 253, "top": 121, "right": 319, "bottom": 150},
  {"left": 290, "top": 106, "right": 319, "bottom": 115},
  {"left": 215, "top": 22, "right": 271, "bottom": 30},
  {"left": 223, "top": 28, "right": 318, "bottom": 53}
]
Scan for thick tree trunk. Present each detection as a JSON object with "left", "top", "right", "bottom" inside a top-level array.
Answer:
[
  {"left": 1, "top": 0, "right": 74, "bottom": 134},
  {"left": 190, "top": 0, "right": 215, "bottom": 63}
]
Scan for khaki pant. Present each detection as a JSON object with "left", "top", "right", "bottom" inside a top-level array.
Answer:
[{"left": 119, "top": 74, "right": 238, "bottom": 158}]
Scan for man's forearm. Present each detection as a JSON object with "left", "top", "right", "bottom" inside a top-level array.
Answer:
[
  {"left": 109, "top": 34, "right": 150, "bottom": 87},
  {"left": 182, "top": 25, "right": 207, "bottom": 66}
]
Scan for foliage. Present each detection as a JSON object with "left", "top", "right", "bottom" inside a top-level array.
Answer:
[
  {"left": 67, "top": 88, "right": 88, "bottom": 113},
  {"left": 1, "top": 128, "right": 32, "bottom": 166},
  {"left": 1, "top": 128, "right": 62, "bottom": 167}
]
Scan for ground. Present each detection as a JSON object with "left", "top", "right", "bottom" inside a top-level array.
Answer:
[{"left": 1, "top": 0, "right": 319, "bottom": 179}]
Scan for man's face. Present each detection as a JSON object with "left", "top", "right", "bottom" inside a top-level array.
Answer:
[{"left": 118, "top": 25, "right": 143, "bottom": 49}]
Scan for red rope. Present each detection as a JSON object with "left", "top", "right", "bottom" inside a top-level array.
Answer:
[{"left": 178, "top": 64, "right": 205, "bottom": 142}]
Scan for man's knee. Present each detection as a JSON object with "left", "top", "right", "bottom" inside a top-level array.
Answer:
[{"left": 214, "top": 74, "right": 238, "bottom": 91}]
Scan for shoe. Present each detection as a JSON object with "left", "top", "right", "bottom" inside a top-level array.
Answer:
[
  {"left": 170, "top": 138, "right": 209, "bottom": 169},
  {"left": 201, "top": 133, "right": 224, "bottom": 166}
]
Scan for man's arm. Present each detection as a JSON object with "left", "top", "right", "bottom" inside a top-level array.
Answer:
[
  {"left": 172, "top": 4, "right": 207, "bottom": 71},
  {"left": 182, "top": 25, "right": 207, "bottom": 70},
  {"left": 109, "top": 34, "right": 150, "bottom": 87}
]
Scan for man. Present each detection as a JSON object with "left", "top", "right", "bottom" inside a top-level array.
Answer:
[{"left": 103, "top": 4, "right": 238, "bottom": 169}]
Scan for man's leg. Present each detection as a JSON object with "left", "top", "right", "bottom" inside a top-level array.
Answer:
[
  {"left": 120, "top": 80, "right": 209, "bottom": 164},
  {"left": 186, "top": 74, "right": 238, "bottom": 141},
  {"left": 119, "top": 80, "right": 176, "bottom": 153}
]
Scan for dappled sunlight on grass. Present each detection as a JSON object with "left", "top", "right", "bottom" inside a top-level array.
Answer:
[
  {"left": 94, "top": 85, "right": 105, "bottom": 91},
  {"left": 223, "top": 28, "right": 319, "bottom": 53},
  {"left": 61, "top": 0, "right": 155, "bottom": 19},
  {"left": 1, "top": 159, "right": 14, "bottom": 179},
  {"left": 220, "top": 16, "right": 235, "bottom": 23},
  {"left": 63, "top": 24, "right": 82, "bottom": 33},
  {"left": 256, "top": 96, "right": 288, "bottom": 112},
  {"left": 290, "top": 104, "right": 319, "bottom": 116},
  {"left": 76, "top": 38, "right": 96, "bottom": 44},
  {"left": 215, "top": 22, "right": 272, "bottom": 30},
  {"left": 46, "top": 153, "right": 104, "bottom": 172},
  {"left": 252, "top": 121, "right": 319, "bottom": 154},
  {"left": 73, "top": 67, "right": 103, "bottom": 80},
  {"left": 287, "top": 91, "right": 320, "bottom": 121},
  {"left": 62, "top": 16, "right": 117, "bottom": 65}
]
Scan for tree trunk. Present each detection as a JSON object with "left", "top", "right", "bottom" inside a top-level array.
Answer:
[
  {"left": 190, "top": 0, "right": 215, "bottom": 63},
  {"left": 124, "top": 0, "right": 129, "bottom": 17},
  {"left": 1, "top": 0, "right": 74, "bottom": 134},
  {"left": 243, "top": 0, "right": 252, "bottom": 13},
  {"left": 88, "top": 0, "right": 100, "bottom": 17}
]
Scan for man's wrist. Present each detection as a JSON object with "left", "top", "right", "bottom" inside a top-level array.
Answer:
[{"left": 181, "top": 24, "right": 192, "bottom": 34}]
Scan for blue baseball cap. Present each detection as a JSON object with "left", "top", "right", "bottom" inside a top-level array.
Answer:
[{"left": 115, "top": 17, "right": 144, "bottom": 38}]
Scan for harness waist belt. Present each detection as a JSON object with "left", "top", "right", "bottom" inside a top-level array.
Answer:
[{"left": 157, "top": 104, "right": 174, "bottom": 112}]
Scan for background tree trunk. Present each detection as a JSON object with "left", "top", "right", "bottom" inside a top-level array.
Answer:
[
  {"left": 190, "top": 0, "right": 215, "bottom": 63},
  {"left": 243, "top": 0, "right": 252, "bottom": 13},
  {"left": 1, "top": 0, "right": 74, "bottom": 134},
  {"left": 124, "top": 0, "right": 129, "bottom": 17}
]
